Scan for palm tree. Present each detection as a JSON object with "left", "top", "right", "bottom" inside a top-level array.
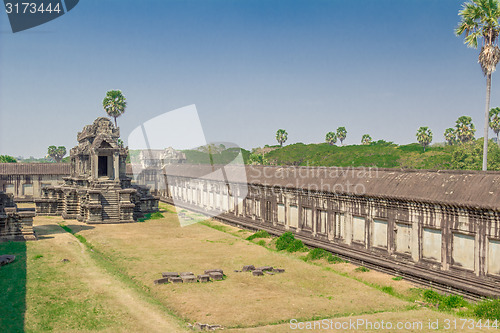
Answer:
[
  {"left": 325, "top": 132, "right": 337, "bottom": 145},
  {"left": 456, "top": 0, "right": 500, "bottom": 170},
  {"left": 276, "top": 129, "right": 288, "bottom": 147},
  {"left": 103, "top": 90, "right": 127, "bottom": 127},
  {"left": 455, "top": 116, "right": 476, "bottom": 143},
  {"left": 361, "top": 134, "right": 372, "bottom": 145},
  {"left": 489, "top": 107, "right": 500, "bottom": 146},
  {"left": 47, "top": 146, "right": 66, "bottom": 163},
  {"left": 416, "top": 127, "right": 433, "bottom": 152},
  {"left": 444, "top": 128, "right": 458, "bottom": 145},
  {"left": 336, "top": 127, "right": 347, "bottom": 145}
]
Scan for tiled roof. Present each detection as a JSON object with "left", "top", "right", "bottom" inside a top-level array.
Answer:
[
  {"left": 160, "top": 164, "right": 500, "bottom": 211},
  {"left": 0, "top": 163, "right": 70, "bottom": 175}
]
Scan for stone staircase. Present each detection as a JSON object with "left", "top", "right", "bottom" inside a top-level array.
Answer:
[{"left": 101, "top": 191, "right": 120, "bottom": 223}]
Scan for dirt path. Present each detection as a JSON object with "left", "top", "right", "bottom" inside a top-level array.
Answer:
[{"left": 35, "top": 219, "right": 187, "bottom": 333}]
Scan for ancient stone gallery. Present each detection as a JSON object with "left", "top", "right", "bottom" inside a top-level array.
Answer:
[
  {"left": 34, "top": 117, "right": 158, "bottom": 223},
  {"left": 157, "top": 164, "right": 500, "bottom": 298}
]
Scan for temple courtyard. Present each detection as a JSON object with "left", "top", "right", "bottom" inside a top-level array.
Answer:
[{"left": 0, "top": 203, "right": 489, "bottom": 332}]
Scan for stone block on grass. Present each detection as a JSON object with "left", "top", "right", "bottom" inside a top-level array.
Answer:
[
  {"left": 255, "top": 266, "right": 273, "bottom": 272},
  {"left": 208, "top": 272, "right": 223, "bottom": 280},
  {"left": 242, "top": 265, "right": 255, "bottom": 272},
  {"left": 181, "top": 275, "right": 196, "bottom": 283},
  {"left": 272, "top": 268, "right": 285, "bottom": 273},
  {"left": 169, "top": 276, "right": 183, "bottom": 283},
  {"left": 154, "top": 278, "right": 169, "bottom": 285},
  {"left": 252, "top": 270, "right": 264, "bottom": 276},
  {"left": 204, "top": 269, "right": 223, "bottom": 275},
  {"left": 162, "top": 272, "right": 179, "bottom": 278},
  {"left": 197, "top": 274, "right": 210, "bottom": 282}
]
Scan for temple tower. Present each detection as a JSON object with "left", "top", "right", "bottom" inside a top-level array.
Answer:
[{"left": 35, "top": 117, "right": 158, "bottom": 223}]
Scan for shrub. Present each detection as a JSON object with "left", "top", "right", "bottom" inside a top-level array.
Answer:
[
  {"left": 304, "top": 248, "right": 346, "bottom": 263},
  {"left": 328, "top": 255, "right": 347, "bottom": 264},
  {"left": 150, "top": 212, "right": 164, "bottom": 219},
  {"left": 354, "top": 266, "right": 370, "bottom": 273},
  {"left": 286, "top": 239, "right": 304, "bottom": 252},
  {"left": 246, "top": 230, "right": 271, "bottom": 241},
  {"left": 257, "top": 240, "right": 266, "bottom": 246},
  {"left": 392, "top": 276, "right": 403, "bottom": 281},
  {"left": 307, "top": 248, "right": 330, "bottom": 261},
  {"left": 474, "top": 299, "right": 500, "bottom": 320},
  {"left": 443, "top": 295, "right": 467, "bottom": 309},
  {"left": 381, "top": 286, "right": 395, "bottom": 295},
  {"left": 276, "top": 232, "right": 295, "bottom": 251},
  {"left": 423, "top": 290, "right": 442, "bottom": 304}
]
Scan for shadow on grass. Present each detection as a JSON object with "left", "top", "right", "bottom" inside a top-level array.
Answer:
[{"left": 0, "top": 241, "right": 26, "bottom": 332}]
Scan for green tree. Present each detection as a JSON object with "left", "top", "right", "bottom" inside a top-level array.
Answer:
[
  {"left": 325, "top": 132, "right": 337, "bottom": 145},
  {"left": 456, "top": 0, "right": 500, "bottom": 170},
  {"left": 489, "top": 107, "right": 500, "bottom": 146},
  {"left": 103, "top": 90, "right": 127, "bottom": 127},
  {"left": 451, "top": 138, "right": 500, "bottom": 170},
  {"left": 0, "top": 155, "right": 17, "bottom": 163},
  {"left": 416, "top": 127, "right": 433, "bottom": 151},
  {"left": 47, "top": 146, "right": 66, "bottom": 163},
  {"left": 444, "top": 128, "right": 458, "bottom": 145},
  {"left": 361, "top": 134, "right": 372, "bottom": 145},
  {"left": 336, "top": 127, "right": 347, "bottom": 145},
  {"left": 276, "top": 129, "right": 288, "bottom": 147},
  {"left": 455, "top": 116, "right": 476, "bottom": 143}
]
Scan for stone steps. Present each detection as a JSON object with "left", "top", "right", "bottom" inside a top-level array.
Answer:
[{"left": 101, "top": 191, "right": 120, "bottom": 222}]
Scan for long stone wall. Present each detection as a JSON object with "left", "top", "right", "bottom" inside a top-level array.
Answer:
[
  {"left": 155, "top": 165, "right": 500, "bottom": 298},
  {"left": 0, "top": 164, "right": 69, "bottom": 201}
]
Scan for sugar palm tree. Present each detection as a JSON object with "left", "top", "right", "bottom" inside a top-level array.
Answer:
[
  {"left": 489, "top": 107, "right": 500, "bottom": 146},
  {"left": 336, "top": 127, "right": 347, "bottom": 145},
  {"left": 416, "top": 127, "right": 433, "bottom": 152},
  {"left": 361, "top": 134, "right": 372, "bottom": 145},
  {"left": 456, "top": 0, "right": 500, "bottom": 170},
  {"left": 444, "top": 128, "right": 458, "bottom": 145},
  {"left": 103, "top": 90, "right": 127, "bottom": 127},
  {"left": 276, "top": 129, "right": 288, "bottom": 147},
  {"left": 325, "top": 132, "right": 337, "bottom": 145},
  {"left": 47, "top": 146, "right": 66, "bottom": 163},
  {"left": 455, "top": 116, "right": 476, "bottom": 143}
]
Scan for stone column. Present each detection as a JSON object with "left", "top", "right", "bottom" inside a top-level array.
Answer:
[
  {"left": 92, "top": 154, "right": 97, "bottom": 180},
  {"left": 113, "top": 152, "right": 119, "bottom": 181}
]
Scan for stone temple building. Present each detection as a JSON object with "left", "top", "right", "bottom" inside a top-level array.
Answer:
[
  {"left": 35, "top": 117, "right": 158, "bottom": 223},
  {"left": 0, "top": 190, "right": 36, "bottom": 241}
]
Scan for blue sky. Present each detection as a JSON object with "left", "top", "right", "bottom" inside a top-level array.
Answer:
[{"left": 0, "top": 0, "right": 496, "bottom": 157}]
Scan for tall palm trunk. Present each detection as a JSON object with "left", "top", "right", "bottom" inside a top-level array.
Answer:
[{"left": 483, "top": 73, "right": 492, "bottom": 171}]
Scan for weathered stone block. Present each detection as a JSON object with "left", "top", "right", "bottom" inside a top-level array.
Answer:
[
  {"left": 169, "top": 276, "right": 183, "bottom": 283},
  {"left": 0, "top": 255, "right": 15, "bottom": 266},
  {"left": 204, "top": 269, "right": 223, "bottom": 275},
  {"left": 154, "top": 278, "right": 169, "bottom": 285},
  {"left": 197, "top": 274, "right": 210, "bottom": 282},
  {"left": 181, "top": 275, "right": 196, "bottom": 283},
  {"left": 162, "top": 272, "right": 179, "bottom": 278},
  {"left": 252, "top": 270, "right": 264, "bottom": 276},
  {"left": 208, "top": 272, "right": 223, "bottom": 280},
  {"left": 256, "top": 266, "right": 273, "bottom": 272},
  {"left": 242, "top": 265, "right": 255, "bottom": 272},
  {"left": 272, "top": 268, "right": 285, "bottom": 273}
]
